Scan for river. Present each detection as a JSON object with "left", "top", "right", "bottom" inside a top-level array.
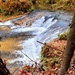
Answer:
[{"left": 0, "top": 10, "right": 73, "bottom": 72}]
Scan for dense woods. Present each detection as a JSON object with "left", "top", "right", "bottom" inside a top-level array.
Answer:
[
  {"left": 0, "top": 0, "right": 32, "bottom": 16},
  {"left": 0, "top": 0, "right": 75, "bottom": 16}
]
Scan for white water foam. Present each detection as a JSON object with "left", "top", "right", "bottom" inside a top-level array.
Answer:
[
  {"left": 0, "top": 20, "right": 14, "bottom": 26},
  {"left": 11, "top": 27, "right": 46, "bottom": 35},
  {"left": 7, "top": 16, "right": 58, "bottom": 65}
]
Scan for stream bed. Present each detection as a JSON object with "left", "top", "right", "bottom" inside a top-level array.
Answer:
[{"left": 0, "top": 10, "right": 73, "bottom": 73}]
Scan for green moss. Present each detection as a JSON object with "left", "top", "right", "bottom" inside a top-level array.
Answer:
[
  {"left": 49, "top": 57, "right": 59, "bottom": 64},
  {"left": 58, "top": 33, "right": 67, "bottom": 40},
  {"left": 58, "top": 29, "right": 70, "bottom": 40}
]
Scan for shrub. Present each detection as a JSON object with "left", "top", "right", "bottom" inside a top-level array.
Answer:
[
  {"left": 0, "top": 0, "right": 33, "bottom": 16},
  {"left": 58, "top": 33, "right": 67, "bottom": 40},
  {"left": 58, "top": 29, "right": 70, "bottom": 40}
]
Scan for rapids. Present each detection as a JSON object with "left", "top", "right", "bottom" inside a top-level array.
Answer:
[{"left": 0, "top": 10, "right": 73, "bottom": 70}]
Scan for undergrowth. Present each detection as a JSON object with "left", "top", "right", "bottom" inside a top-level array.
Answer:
[
  {"left": 58, "top": 29, "right": 70, "bottom": 40},
  {"left": 41, "top": 45, "right": 60, "bottom": 70}
]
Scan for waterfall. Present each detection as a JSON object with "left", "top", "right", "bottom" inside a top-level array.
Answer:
[{"left": 0, "top": 10, "right": 72, "bottom": 66}]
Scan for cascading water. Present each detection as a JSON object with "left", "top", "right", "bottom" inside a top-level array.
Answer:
[
  {"left": 0, "top": 10, "right": 73, "bottom": 69},
  {"left": 7, "top": 15, "right": 58, "bottom": 65}
]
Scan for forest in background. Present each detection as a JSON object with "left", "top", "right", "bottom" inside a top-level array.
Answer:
[{"left": 0, "top": 0, "right": 75, "bottom": 16}]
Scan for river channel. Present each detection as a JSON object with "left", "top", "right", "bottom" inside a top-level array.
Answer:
[{"left": 0, "top": 10, "right": 73, "bottom": 72}]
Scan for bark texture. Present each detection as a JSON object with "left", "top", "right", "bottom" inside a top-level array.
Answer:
[{"left": 58, "top": 11, "right": 75, "bottom": 75}]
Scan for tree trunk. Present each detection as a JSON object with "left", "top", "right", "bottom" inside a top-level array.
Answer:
[{"left": 58, "top": 11, "right": 75, "bottom": 75}]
